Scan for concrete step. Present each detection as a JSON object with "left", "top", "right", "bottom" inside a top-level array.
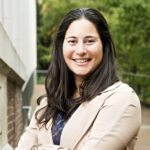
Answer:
[{"left": 135, "top": 126, "right": 150, "bottom": 150}]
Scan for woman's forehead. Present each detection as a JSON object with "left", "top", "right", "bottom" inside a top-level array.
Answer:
[{"left": 65, "top": 18, "right": 100, "bottom": 38}]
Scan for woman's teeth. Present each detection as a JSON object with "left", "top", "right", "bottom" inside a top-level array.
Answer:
[{"left": 74, "top": 59, "right": 90, "bottom": 63}]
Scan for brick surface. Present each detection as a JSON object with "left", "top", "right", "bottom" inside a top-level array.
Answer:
[{"left": 7, "top": 80, "right": 23, "bottom": 148}]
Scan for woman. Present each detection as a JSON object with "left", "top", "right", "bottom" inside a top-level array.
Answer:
[{"left": 17, "top": 8, "right": 141, "bottom": 150}]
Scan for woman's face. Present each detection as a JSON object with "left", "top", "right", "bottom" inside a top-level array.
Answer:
[{"left": 63, "top": 18, "right": 103, "bottom": 82}]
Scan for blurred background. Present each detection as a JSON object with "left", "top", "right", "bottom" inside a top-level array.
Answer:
[{"left": 0, "top": 0, "right": 150, "bottom": 149}]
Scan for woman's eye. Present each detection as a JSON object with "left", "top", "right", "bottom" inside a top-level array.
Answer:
[
  {"left": 68, "top": 40, "right": 77, "bottom": 44},
  {"left": 85, "top": 39, "right": 95, "bottom": 44}
]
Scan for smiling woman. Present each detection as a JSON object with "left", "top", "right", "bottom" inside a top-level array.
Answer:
[{"left": 16, "top": 8, "right": 141, "bottom": 150}]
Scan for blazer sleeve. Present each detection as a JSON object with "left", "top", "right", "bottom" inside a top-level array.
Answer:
[
  {"left": 79, "top": 90, "right": 141, "bottom": 150},
  {"left": 16, "top": 106, "right": 40, "bottom": 150},
  {"left": 16, "top": 99, "right": 71, "bottom": 150},
  {"left": 16, "top": 98, "right": 48, "bottom": 150}
]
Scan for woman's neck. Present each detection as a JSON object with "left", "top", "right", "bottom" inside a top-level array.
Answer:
[
  {"left": 72, "top": 76, "right": 84, "bottom": 99},
  {"left": 72, "top": 89, "right": 80, "bottom": 99}
]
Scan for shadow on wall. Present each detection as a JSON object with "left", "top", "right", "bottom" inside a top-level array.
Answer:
[{"left": 22, "top": 71, "right": 36, "bottom": 129}]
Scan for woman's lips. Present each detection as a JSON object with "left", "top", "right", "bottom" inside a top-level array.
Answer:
[{"left": 72, "top": 58, "right": 91, "bottom": 66}]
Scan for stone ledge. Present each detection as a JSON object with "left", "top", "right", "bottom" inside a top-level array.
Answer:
[{"left": 0, "top": 59, "right": 24, "bottom": 86}]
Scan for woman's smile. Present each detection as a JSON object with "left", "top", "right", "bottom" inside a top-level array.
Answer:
[{"left": 72, "top": 58, "right": 91, "bottom": 65}]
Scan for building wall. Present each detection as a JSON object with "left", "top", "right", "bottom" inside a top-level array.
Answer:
[
  {"left": 0, "top": 0, "right": 37, "bottom": 83},
  {"left": 0, "top": 0, "right": 37, "bottom": 149},
  {"left": 0, "top": 60, "right": 24, "bottom": 150}
]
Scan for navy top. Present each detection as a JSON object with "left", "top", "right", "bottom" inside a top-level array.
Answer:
[
  {"left": 51, "top": 111, "right": 66, "bottom": 145},
  {"left": 51, "top": 99, "right": 79, "bottom": 145}
]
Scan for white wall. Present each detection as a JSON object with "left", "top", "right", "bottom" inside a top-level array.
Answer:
[{"left": 0, "top": 0, "right": 37, "bottom": 85}]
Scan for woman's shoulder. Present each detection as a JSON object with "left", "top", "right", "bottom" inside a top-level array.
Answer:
[
  {"left": 102, "top": 81, "right": 136, "bottom": 94},
  {"left": 115, "top": 81, "right": 135, "bottom": 92},
  {"left": 99, "top": 81, "right": 141, "bottom": 107}
]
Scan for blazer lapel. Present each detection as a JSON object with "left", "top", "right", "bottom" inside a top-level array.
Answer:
[
  {"left": 60, "top": 81, "right": 122, "bottom": 149},
  {"left": 60, "top": 94, "right": 106, "bottom": 149}
]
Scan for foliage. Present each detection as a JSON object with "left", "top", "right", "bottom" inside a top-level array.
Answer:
[
  {"left": 108, "top": 0, "right": 150, "bottom": 104},
  {"left": 112, "top": 0, "right": 150, "bottom": 74},
  {"left": 37, "top": 0, "right": 150, "bottom": 105}
]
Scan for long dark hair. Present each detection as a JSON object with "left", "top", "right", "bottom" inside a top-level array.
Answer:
[{"left": 35, "top": 8, "right": 119, "bottom": 126}]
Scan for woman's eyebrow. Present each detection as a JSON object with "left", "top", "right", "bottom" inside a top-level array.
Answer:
[
  {"left": 85, "top": 35, "right": 98, "bottom": 38},
  {"left": 65, "top": 35, "right": 99, "bottom": 39},
  {"left": 66, "top": 36, "right": 76, "bottom": 39}
]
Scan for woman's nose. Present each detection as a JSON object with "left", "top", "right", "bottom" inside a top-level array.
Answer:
[{"left": 75, "top": 42, "right": 86, "bottom": 55}]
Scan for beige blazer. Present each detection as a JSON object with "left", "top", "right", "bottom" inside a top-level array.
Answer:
[{"left": 17, "top": 81, "right": 141, "bottom": 150}]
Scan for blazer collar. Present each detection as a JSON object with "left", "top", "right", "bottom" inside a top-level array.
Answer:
[
  {"left": 60, "top": 95, "right": 104, "bottom": 149},
  {"left": 60, "top": 81, "right": 122, "bottom": 149}
]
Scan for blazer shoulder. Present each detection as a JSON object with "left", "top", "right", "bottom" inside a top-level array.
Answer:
[
  {"left": 115, "top": 82, "right": 135, "bottom": 92},
  {"left": 101, "top": 82, "right": 141, "bottom": 108}
]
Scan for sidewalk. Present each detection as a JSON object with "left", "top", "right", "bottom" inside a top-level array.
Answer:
[
  {"left": 30, "top": 84, "right": 46, "bottom": 116},
  {"left": 135, "top": 105, "right": 150, "bottom": 150}
]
